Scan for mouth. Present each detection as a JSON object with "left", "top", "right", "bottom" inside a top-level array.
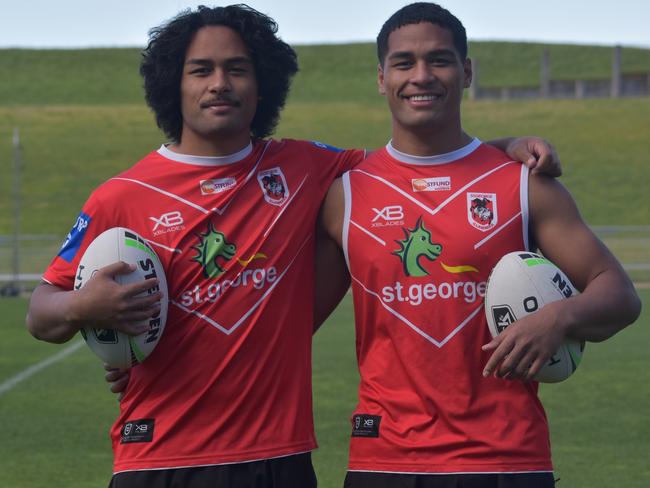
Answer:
[
  {"left": 401, "top": 93, "right": 443, "bottom": 102},
  {"left": 201, "top": 99, "right": 240, "bottom": 110}
]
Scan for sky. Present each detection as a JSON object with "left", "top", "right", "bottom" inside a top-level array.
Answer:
[{"left": 1, "top": 0, "right": 649, "bottom": 48}]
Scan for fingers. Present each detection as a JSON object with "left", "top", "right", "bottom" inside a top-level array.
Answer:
[
  {"left": 104, "top": 364, "right": 130, "bottom": 401},
  {"left": 529, "top": 141, "right": 562, "bottom": 177},
  {"left": 482, "top": 336, "right": 511, "bottom": 377},
  {"left": 99, "top": 261, "right": 136, "bottom": 277},
  {"left": 123, "top": 277, "right": 161, "bottom": 298},
  {"left": 120, "top": 290, "right": 163, "bottom": 313}
]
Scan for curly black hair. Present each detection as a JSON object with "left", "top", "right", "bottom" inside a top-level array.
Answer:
[
  {"left": 377, "top": 3, "right": 467, "bottom": 66},
  {"left": 141, "top": 4, "right": 298, "bottom": 142}
]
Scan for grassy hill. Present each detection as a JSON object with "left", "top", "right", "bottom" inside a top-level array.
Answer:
[
  {"left": 1, "top": 43, "right": 649, "bottom": 106},
  {"left": 0, "top": 42, "right": 649, "bottom": 238}
]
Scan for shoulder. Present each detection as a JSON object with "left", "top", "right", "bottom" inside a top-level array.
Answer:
[{"left": 89, "top": 149, "right": 162, "bottom": 200}]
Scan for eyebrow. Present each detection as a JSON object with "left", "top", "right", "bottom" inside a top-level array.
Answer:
[
  {"left": 387, "top": 48, "right": 457, "bottom": 60},
  {"left": 185, "top": 56, "right": 253, "bottom": 66}
]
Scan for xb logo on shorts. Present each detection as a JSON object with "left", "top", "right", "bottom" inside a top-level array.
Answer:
[
  {"left": 393, "top": 217, "right": 442, "bottom": 277},
  {"left": 191, "top": 222, "right": 236, "bottom": 279}
]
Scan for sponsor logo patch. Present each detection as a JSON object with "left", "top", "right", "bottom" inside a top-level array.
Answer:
[
  {"left": 58, "top": 212, "right": 92, "bottom": 263},
  {"left": 467, "top": 192, "right": 498, "bottom": 231},
  {"left": 150, "top": 211, "right": 185, "bottom": 236},
  {"left": 351, "top": 414, "right": 381, "bottom": 438},
  {"left": 491, "top": 305, "right": 517, "bottom": 333},
  {"left": 310, "top": 141, "right": 344, "bottom": 152},
  {"left": 257, "top": 167, "right": 289, "bottom": 206},
  {"left": 121, "top": 419, "right": 155, "bottom": 444},
  {"left": 200, "top": 178, "right": 236, "bottom": 195},
  {"left": 92, "top": 329, "right": 119, "bottom": 344},
  {"left": 411, "top": 176, "right": 451, "bottom": 192},
  {"left": 371, "top": 205, "right": 404, "bottom": 228}
]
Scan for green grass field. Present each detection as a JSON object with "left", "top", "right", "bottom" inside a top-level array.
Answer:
[
  {"left": 1, "top": 292, "right": 648, "bottom": 487},
  {"left": 0, "top": 42, "right": 649, "bottom": 486}
]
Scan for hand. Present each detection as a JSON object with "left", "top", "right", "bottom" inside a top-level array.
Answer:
[
  {"left": 506, "top": 137, "right": 561, "bottom": 177},
  {"left": 482, "top": 301, "right": 567, "bottom": 381},
  {"left": 71, "top": 261, "right": 162, "bottom": 336},
  {"left": 104, "top": 363, "right": 129, "bottom": 401}
]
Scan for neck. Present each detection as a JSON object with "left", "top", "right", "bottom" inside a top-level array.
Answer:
[
  {"left": 391, "top": 120, "right": 471, "bottom": 157},
  {"left": 172, "top": 131, "right": 252, "bottom": 157}
]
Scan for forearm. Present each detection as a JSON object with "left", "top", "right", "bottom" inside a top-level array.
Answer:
[
  {"left": 484, "top": 137, "right": 514, "bottom": 152},
  {"left": 26, "top": 283, "right": 82, "bottom": 343},
  {"left": 313, "top": 234, "right": 350, "bottom": 332},
  {"left": 559, "top": 269, "right": 641, "bottom": 342}
]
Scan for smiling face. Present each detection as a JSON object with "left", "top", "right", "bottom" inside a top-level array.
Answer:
[
  {"left": 378, "top": 22, "right": 471, "bottom": 146},
  {"left": 178, "top": 25, "right": 258, "bottom": 155}
]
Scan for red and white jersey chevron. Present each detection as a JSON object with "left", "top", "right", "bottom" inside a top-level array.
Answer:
[
  {"left": 343, "top": 139, "right": 552, "bottom": 474},
  {"left": 44, "top": 139, "right": 364, "bottom": 473}
]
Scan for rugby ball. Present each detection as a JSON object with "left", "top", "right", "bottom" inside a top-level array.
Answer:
[
  {"left": 74, "top": 227, "right": 168, "bottom": 369},
  {"left": 485, "top": 251, "right": 585, "bottom": 383}
]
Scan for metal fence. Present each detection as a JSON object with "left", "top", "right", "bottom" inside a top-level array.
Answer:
[{"left": 469, "top": 46, "right": 650, "bottom": 100}]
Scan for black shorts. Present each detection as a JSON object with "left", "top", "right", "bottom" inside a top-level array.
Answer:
[
  {"left": 108, "top": 452, "right": 317, "bottom": 488},
  {"left": 344, "top": 471, "right": 556, "bottom": 488}
]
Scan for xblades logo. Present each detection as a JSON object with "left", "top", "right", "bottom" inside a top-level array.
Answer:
[
  {"left": 371, "top": 205, "right": 404, "bottom": 228},
  {"left": 150, "top": 211, "right": 185, "bottom": 236}
]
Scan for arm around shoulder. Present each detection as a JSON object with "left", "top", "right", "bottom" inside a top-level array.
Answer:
[{"left": 313, "top": 178, "right": 349, "bottom": 332}]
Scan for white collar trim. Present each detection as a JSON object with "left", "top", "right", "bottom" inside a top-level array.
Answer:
[
  {"left": 386, "top": 138, "right": 481, "bottom": 165},
  {"left": 157, "top": 141, "right": 253, "bottom": 166}
]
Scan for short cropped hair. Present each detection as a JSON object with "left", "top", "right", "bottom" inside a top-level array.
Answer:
[
  {"left": 141, "top": 4, "right": 298, "bottom": 142},
  {"left": 376, "top": 2, "right": 467, "bottom": 65}
]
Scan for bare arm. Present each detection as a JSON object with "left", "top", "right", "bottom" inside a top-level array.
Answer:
[
  {"left": 313, "top": 178, "right": 349, "bottom": 332},
  {"left": 483, "top": 175, "right": 641, "bottom": 380},
  {"left": 487, "top": 136, "right": 561, "bottom": 177},
  {"left": 27, "top": 261, "right": 162, "bottom": 343}
]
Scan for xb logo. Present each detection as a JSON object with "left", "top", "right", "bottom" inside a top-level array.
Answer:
[
  {"left": 150, "top": 211, "right": 184, "bottom": 231},
  {"left": 372, "top": 205, "right": 404, "bottom": 222}
]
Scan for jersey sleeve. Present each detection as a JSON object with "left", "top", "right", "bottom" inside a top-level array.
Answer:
[
  {"left": 300, "top": 141, "right": 365, "bottom": 200},
  {"left": 42, "top": 190, "right": 113, "bottom": 290}
]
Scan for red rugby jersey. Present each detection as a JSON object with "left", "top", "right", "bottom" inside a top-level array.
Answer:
[
  {"left": 343, "top": 139, "right": 552, "bottom": 474},
  {"left": 43, "top": 138, "right": 364, "bottom": 473}
]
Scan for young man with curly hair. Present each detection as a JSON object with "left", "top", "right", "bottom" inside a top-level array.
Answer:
[{"left": 27, "top": 5, "right": 563, "bottom": 487}]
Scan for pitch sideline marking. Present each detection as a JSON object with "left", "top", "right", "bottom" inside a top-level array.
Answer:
[{"left": 0, "top": 340, "right": 84, "bottom": 397}]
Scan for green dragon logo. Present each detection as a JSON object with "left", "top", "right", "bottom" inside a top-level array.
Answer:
[
  {"left": 393, "top": 217, "right": 442, "bottom": 277},
  {"left": 191, "top": 222, "right": 236, "bottom": 279}
]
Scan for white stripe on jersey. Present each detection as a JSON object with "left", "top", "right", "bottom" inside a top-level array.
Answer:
[
  {"left": 351, "top": 161, "right": 518, "bottom": 219},
  {"left": 170, "top": 234, "right": 312, "bottom": 335},
  {"left": 350, "top": 220, "right": 386, "bottom": 246},
  {"left": 474, "top": 211, "right": 522, "bottom": 250},
  {"left": 212, "top": 140, "right": 272, "bottom": 215},
  {"left": 350, "top": 273, "right": 484, "bottom": 348},
  {"left": 111, "top": 177, "right": 211, "bottom": 214},
  {"left": 263, "top": 174, "right": 309, "bottom": 238}
]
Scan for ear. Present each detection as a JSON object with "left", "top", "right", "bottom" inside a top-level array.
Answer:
[
  {"left": 463, "top": 58, "right": 472, "bottom": 89},
  {"left": 378, "top": 63, "right": 386, "bottom": 95}
]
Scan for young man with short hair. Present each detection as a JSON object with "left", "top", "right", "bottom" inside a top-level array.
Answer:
[
  {"left": 27, "top": 5, "right": 564, "bottom": 487},
  {"left": 320, "top": 3, "right": 641, "bottom": 487}
]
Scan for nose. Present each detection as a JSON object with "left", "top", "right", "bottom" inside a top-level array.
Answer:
[
  {"left": 411, "top": 60, "right": 435, "bottom": 85},
  {"left": 208, "top": 68, "right": 231, "bottom": 93}
]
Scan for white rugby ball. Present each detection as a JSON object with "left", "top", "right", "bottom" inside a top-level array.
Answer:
[
  {"left": 74, "top": 227, "right": 168, "bottom": 369},
  {"left": 485, "top": 251, "right": 585, "bottom": 383}
]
